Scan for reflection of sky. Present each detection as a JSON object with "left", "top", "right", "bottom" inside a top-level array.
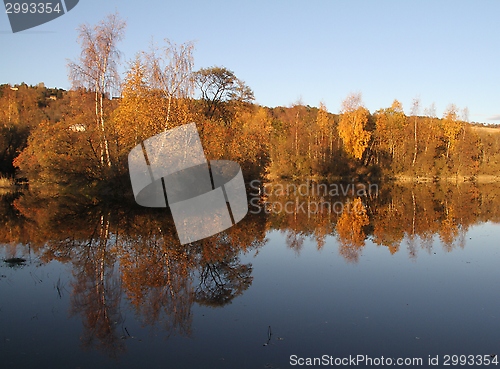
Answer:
[
  {"left": 1, "top": 222, "right": 499, "bottom": 368},
  {"left": 233, "top": 223, "right": 500, "bottom": 364},
  {"left": 0, "top": 256, "right": 83, "bottom": 367}
]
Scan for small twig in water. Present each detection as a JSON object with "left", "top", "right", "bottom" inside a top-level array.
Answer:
[{"left": 263, "top": 325, "right": 272, "bottom": 346}]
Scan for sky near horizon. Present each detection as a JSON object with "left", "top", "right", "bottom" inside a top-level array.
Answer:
[{"left": 0, "top": 0, "right": 499, "bottom": 123}]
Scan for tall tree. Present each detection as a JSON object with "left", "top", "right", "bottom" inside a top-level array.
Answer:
[
  {"left": 338, "top": 93, "right": 371, "bottom": 161},
  {"left": 374, "top": 99, "right": 406, "bottom": 165},
  {"left": 422, "top": 103, "right": 438, "bottom": 156},
  {"left": 316, "top": 102, "right": 330, "bottom": 166},
  {"left": 442, "top": 104, "right": 463, "bottom": 159},
  {"left": 195, "top": 66, "right": 254, "bottom": 120},
  {"left": 68, "top": 12, "right": 126, "bottom": 168},
  {"left": 111, "top": 58, "right": 152, "bottom": 166},
  {"left": 145, "top": 39, "right": 195, "bottom": 128},
  {"left": 410, "top": 98, "right": 420, "bottom": 167}
]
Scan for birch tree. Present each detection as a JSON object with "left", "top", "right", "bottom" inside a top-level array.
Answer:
[
  {"left": 68, "top": 12, "right": 126, "bottom": 168},
  {"left": 410, "top": 98, "right": 420, "bottom": 167},
  {"left": 375, "top": 99, "right": 406, "bottom": 161},
  {"left": 338, "top": 93, "right": 371, "bottom": 161},
  {"left": 316, "top": 102, "right": 330, "bottom": 164},
  {"left": 442, "top": 104, "right": 463, "bottom": 159},
  {"left": 145, "top": 39, "right": 195, "bottom": 128}
]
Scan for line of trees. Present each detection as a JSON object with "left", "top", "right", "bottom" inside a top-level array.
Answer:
[{"left": 1, "top": 13, "right": 500, "bottom": 190}]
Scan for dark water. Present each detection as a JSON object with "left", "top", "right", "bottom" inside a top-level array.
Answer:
[{"left": 1, "top": 182, "right": 499, "bottom": 368}]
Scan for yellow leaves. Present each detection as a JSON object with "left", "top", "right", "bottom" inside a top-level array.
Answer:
[
  {"left": 338, "top": 104, "right": 371, "bottom": 160},
  {"left": 374, "top": 99, "right": 407, "bottom": 155},
  {"left": 336, "top": 197, "right": 369, "bottom": 262},
  {"left": 112, "top": 63, "right": 151, "bottom": 148},
  {"left": 112, "top": 58, "right": 196, "bottom": 162},
  {"left": 439, "top": 204, "right": 461, "bottom": 252},
  {"left": 316, "top": 102, "right": 330, "bottom": 133},
  {"left": 0, "top": 90, "right": 20, "bottom": 125},
  {"left": 14, "top": 116, "right": 99, "bottom": 183},
  {"left": 237, "top": 106, "right": 272, "bottom": 139},
  {"left": 391, "top": 99, "right": 404, "bottom": 113},
  {"left": 198, "top": 119, "right": 227, "bottom": 159},
  {"left": 199, "top": 106, "right": 272, "bottom": 166},
  {"left": 442, "top": 104, "right": 464, "bottom": 156}
]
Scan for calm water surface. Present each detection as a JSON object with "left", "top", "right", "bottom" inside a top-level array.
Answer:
[{"left": 1, "top": 183, "right": 499, "bottom": 368}]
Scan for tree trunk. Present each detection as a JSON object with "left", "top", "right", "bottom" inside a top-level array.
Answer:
[
  {"left": 100, "top": 90, "right": 111, "bottom": 167},
  {"left": 95, "top": 90, "right": 104, "bottom": 167},
  {"left": 166, "top": 94, "right": 172, "bottom": 129},
  {"left": 412, "top": 116, "right": 417, "bottom": 167}
]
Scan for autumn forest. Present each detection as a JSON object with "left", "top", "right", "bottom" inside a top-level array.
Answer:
[{"left": 1, "top": 13, "right": 500, "bottom": 194}]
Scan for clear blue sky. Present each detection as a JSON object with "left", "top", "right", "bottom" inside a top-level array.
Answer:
[{"left": 1, "top": 0, "right": 499, "bottom": 123}]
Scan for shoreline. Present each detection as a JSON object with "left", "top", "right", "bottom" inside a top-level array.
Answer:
[{"left": 391, "top": 175, "right": 500, "bottom": 183}]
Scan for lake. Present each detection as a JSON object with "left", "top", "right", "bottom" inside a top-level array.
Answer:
[{"left": 1, "top": 182, "right": 499, "bottom": 368}]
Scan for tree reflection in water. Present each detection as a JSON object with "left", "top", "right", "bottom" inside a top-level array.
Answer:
[
  {"left": 1, "top": 181, "right": 500, "bottom": 356},
  {"left": 70, "top": 212, "right": 125, "bottom": 357}
]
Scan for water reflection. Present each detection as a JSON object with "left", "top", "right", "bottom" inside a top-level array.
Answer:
[
  {"left": 1, "top": 191, "right": 266, "bottom": 357},
  {"left": 1, "top": 181, "right": 500, "bottom": 359},
  {"left": 253, "top": 181, "right": 498, "bottom": 261}
]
